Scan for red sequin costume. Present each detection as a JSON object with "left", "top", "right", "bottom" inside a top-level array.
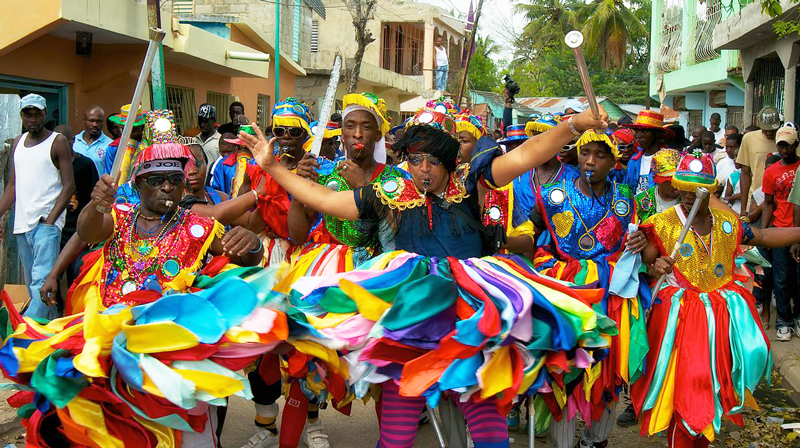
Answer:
[{"left": 100, "top": 203, "right": 222, "bottom": 307}]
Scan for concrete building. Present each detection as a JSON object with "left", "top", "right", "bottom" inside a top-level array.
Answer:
[
  {"left": 649, "top": 0, "right": 746, "bottom": 131},
  {"left": 303, "top": 0, "right": 465, "bottom": 121},
  {"left": 714, "top": 0, "right": 800, "bottom": 125},
  {"left": 0, "top": 0, "right": 303, "bottom": 133}
]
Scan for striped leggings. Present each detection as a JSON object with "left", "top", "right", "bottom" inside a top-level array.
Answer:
[{"left": 379, "top": 382, "right": 509, "bottom": 448}]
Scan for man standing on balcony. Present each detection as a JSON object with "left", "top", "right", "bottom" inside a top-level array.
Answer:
[
  {"left": 737, "top": 106, "right": 781, "bottom": 216},
  {"left": 434, "top": 35, "right": 448, "bottom": 92}
]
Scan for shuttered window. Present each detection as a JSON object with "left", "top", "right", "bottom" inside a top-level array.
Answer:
[{"left": 165, "top": 85, "right": 196, "bottom": 135}]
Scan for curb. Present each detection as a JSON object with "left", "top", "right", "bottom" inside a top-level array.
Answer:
[
  {"left": 0, "top": 415, "right": 21, "bottom": 438},
  {"left": 769, "top": 336, "right": 800, "bottom": 400}
]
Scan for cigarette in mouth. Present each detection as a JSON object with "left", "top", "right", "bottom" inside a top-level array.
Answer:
[{"left": 165, "top": 200, "right": 174, "bottom": 208}]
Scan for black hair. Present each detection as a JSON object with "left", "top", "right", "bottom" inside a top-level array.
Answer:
[
  {"left": 701, "top": 130, "right": 715, "bottom": 140},
  {"left": 766, "top": 153, "right": 782, "bottom": 166},
  {"left": 725, "top": 125, "right": 739, "bottom": 133},
  {"left": 392, "top": 125, "right": 460, "bottom": 172},
  {"left": 725, "top": 133, "right": 742, "bottom": 146},
  {"left": 618, "top": 116, "right": 633, "bottom": 125},
  {"left": 230, "top": 101, "right": 245, "bottom": 112},
  {"left": 710, "top": 112, "right": 721, "bottom": 120},
  {"left": 107, "top": 114, "right": 119, "bottom": 129}
]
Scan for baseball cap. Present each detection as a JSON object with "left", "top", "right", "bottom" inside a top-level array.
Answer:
[
  {"left": 757, "top": 106, "right": 781, "bottom": 131},
  {"left": 20, "top": 93, "right": 46, "bottom": 111},
  {"left": 776, "top": 125, "right": 798, "bottom": 145},
  {"left": 198, "top": 103, "right": 217, "bottom": 120},
  {"left": 563, "top": 99, "right": 584, "bottom": 114}
]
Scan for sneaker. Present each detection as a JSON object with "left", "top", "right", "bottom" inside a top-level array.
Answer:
[
  {"left": 303, "top": 420, "right": 330, "bottom": 448},
  {"left": 794, "top": 321, "right": 800, "bottom": 338},
  {"left": 240, "top": 427, "right": 279, "bottom": 448},
  {"left": 777, "top": 327, "right": 792, "bottom": 342},
  {"left": 507, "top": 407, "right": 520, "bottom": 432},
  {"left": 616, "top": 404, "right": 637, "bottom": 427},
  {"left": 578, "top": 439, "right": 608, "bottom": 448}
]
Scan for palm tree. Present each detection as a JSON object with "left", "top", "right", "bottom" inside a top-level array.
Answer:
[
  {"left": 580, "top": 0, "right": 647, "bottom": 70},
  {"left": 475, "top": 35, "right": 499, "bottom": 58},
  {"left": 514, "top": 0, "right": 580, "bottom": 59}
]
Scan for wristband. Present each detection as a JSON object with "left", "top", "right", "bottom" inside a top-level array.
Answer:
[
  {"left": 251, "top": 189, "right": 258, "bottom": 202},
  {"left": 567, "top": 116, "right": 582, "bottom": 137},
  {"left": 249, "top": 238, "right": 263, "bottom": 254}
]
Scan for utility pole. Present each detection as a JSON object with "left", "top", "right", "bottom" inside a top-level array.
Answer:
[
  {"left": 456, "top": 0, "right": 484, "bottom": 107},
  {"left": 275, "top": 0, "right": 281, "bottom": 102},
  {"left": 147, "top": 0, "right": 167, "bottom": 109}
]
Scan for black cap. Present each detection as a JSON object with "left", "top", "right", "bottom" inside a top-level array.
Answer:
[{"left": 198, "top": 103, "right": 217, "bottom": 120}]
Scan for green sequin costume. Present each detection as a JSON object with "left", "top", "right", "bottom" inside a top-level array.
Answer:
[{"left": 317, "top": 164, "right": 406, "bottom": 248}]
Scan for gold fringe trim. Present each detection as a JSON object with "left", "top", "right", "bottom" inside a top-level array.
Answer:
[{"left": 577, "top": 131, "right": 620, "bottom": 159}]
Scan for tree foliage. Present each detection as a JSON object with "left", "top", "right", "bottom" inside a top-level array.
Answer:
[
  {"left": 465, "top": 35, "right": 503, "bottom": 92},
  {"left": 502, "top": 0, "right": 651, "bottom": 104}
]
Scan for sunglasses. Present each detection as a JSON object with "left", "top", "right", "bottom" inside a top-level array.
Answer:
[
  {"left": 143, "top": 173, "right": 185, "bottom": 187},
  {"left": 408, "top": 154, "right": 443, "bottom": 167},
  {"left": 272, "top": 126, "right": 305, "bottom": 138},
  {"left": 618, "top": 143, "right": 634, "bottom": 151}
]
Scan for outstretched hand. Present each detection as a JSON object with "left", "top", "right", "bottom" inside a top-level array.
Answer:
[
  {"left": 571, "top": 105, "right": 609, "bottom": 133},
  {"left": 239, "top": 124, "right": 278, "bottom": 171}
]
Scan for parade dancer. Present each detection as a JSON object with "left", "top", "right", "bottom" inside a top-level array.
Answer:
[
  {"left": 239, "top": 104, "right": 611, "bottom": 448},
  {"left": 633, "top": 151, "right": 800, "bottom": 447},
  {"left": 622, "top": 111, "right": 673, "bottom": 195},
  {"left": 0, "top": 110, "right": 271, "bottom": 448},
  {"left": 529, "top": 130, "right": 644, "bottom": 448},
  {"left": 633, "top": 149, "right": 682, "bottom": 223}
]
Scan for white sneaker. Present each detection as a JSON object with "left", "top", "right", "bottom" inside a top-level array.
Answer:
[
  {"left": 240, "top": 427, "right": 279, "bottom": 448},
  {"left": 794, "top": 321, "right": 800, "bottom": 337},
  {"left": 777, "top": 327, "right": 792, "bottom": 342},
  {"left": 303, "top": 420, "right": 330, "bottom": 448}
]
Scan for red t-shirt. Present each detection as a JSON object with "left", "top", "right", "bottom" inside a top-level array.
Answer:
[{"left": 762, "top": 159, "right": 800, "bottom": 227}]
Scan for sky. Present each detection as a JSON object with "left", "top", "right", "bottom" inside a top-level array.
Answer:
[{"left": 416, "top": 0, "right": 525, "bottom": 63}]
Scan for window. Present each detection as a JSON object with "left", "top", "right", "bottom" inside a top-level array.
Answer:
[
  {"left": 311, "top": 20, "right": 319, "bottom": 53},
  {"left": 257, "top": 94, "right": 271, "bottom": 129},
  {"left": 165, "top": 85, "right": 196, "bottom": 135},
  {"left": 207, "top": 91, "right": 235, "bottom": 121},
  {"left": 173, "top": 0, "right": 194, "bottom": 14},
  {"left": 687, "top": 110, "right": 703, "bottom": 131}
]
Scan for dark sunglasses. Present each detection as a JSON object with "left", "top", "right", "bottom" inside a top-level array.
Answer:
[
  {"left": 272, "top": 126, "right": 305, "bottom": 138},
  {"left": 408, "top": 154, "right": 443, "bottom": 167},
  {"left": 618, "top": 143, "right": 634, "bottom": 151},
  {"left": 143, "top": 173, "right": 185, "bottom": 187}
]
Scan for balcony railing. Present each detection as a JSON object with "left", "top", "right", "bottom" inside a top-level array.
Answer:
[
  {"left": 690, "top": 0, "right": 722, "bottom": 64},
  {"left": 173, "top": 0, "right": 195, "bottom": 14},
  {"left": 655, "top": 21, "right": 682, "bottom": 73}
]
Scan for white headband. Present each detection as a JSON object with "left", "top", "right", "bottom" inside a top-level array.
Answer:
[{"left": 342, "top": 105, "right": 387, "bottom": 164}]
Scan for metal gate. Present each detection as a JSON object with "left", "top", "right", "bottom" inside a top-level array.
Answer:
[{"left": 753, "top": 57, "right": 784, "bottom": 125}]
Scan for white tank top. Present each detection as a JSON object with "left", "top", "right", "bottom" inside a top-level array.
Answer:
[{"left": 13, "top": 132, "right": 66, "bottom": 233}]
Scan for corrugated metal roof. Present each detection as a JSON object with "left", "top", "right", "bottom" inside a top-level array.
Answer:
[
  {"left": 517, "top": 97, "right": 608, "bottom": 110},
  {"left": 304, "top": 0, "right": 326, "bottom": 19}
]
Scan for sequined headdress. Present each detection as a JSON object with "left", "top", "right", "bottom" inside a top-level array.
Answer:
[
  {"left": 133, "top": 110, "right": 194, "bottom": 178},
  {"left": 427, "top": 96, "right": 461, "bottom": 116},
  {"left": 454, "top": 113, "right": 486, "bottom": 141},
  {"left": 342, "top": 93, "right": 391, "bottom": 136},
  {"left": 405, "top": 107, "right": 458, "bottom": 141},
  {"left": 650, "top": 149, "right": 681, "bottom": 184},
  {"left": 525, "top": 113, "right": 561, "bottom": 136},
  {"left": 672, "top": 150, "right": 718, "bottom": 193},
  {"left": 272, "top": 98, "right": 312, "bottom": 135},
  {"left": 576, "top": 129, "right": 620, "bottom": 159},
  {"left": 394, "top": 107, "right": 460, "bottom": 171}
]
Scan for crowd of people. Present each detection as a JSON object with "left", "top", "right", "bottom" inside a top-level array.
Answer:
[{"left": 1, "top": 89, "right": 799, "bottom": 448}]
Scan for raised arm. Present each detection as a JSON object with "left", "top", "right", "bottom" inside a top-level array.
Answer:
[
  {"left": 47, "top": 134, "right": 76, "bottom": 225},
  {"left": 77, "top": 175, "right": 116, "bottom": 244},
  {"left": 239, "top": 127, "right": 359, "bottom": 222},
  {"left": 191, "top": 189, "right": 258, "bottom": 226},
  {"left": 490, "top": 107, "right": 608, "bottom": 187},
  {"left": 750, "top": 225, "right": 800, "bottom": 249}
]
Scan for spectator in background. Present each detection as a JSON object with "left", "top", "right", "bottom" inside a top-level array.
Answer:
[
  {"left": 103, "top": 104, "right": 148, "bottom": 176},
  {"left": 709, "top": 112, "right": 724, "bottom": 142},
  {"left": 434, "top": 36, "right": 448, "bottom": 91},
  {"left": 197, "top": 103, "right": 221, "bottom": 164},
  {"left": 218, "top": 101, "right": 246, "bottom": 135},
  {"left": 563, "top": 99, "right": 584, "bottom": 116},
  {"left": 622, "top": 110, "right": 672, "bottom": 195},
  {"left": 492, "top": 128, "right": 503, "bottom": 141},
  {"left": 73, "top": 105, "right": 111, "bottom": 176},
  {"left": 700, "top": 130, "right": 727, "bottom": 163},
  {"left": 0, "top": 94, "right": 75, "bottom": 320},
  {"left": 618, "top": 115, "right": 633, "bottom": 126},
  {"left": 752, "top": 154, "right": 782, "bottom": 330},
  {"left": 106, "top": 113, "right": 123, "bottom": 140},
  {"left": 762, "top": 125, "right": 800, "bottom": 341},
  {"left": 664, "top": 124, "right": 692, "bottom": 150},
  {"left": 719, "top": 133, "right": 743, "bottom": 213},
  {"left": 689, "top": 125, "right": 707, "bottom": 148},
  {"left": 45, "top": 125, "right": 100, "bottom": 308},
  {"left": 719, "top": 124, "right": 739, "bottom": 146},
  {"left": 744, "top": 124, "right": 761, "bottom": 135},
  {"left": 737, "top": 106, "right": 781, "bottom": 215}
]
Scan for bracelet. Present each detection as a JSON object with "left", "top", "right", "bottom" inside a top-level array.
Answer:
[
  {"left": 567, "top": 116, "right": 582, "bottom": 137},
  {"left": 251, "top": 189, "right": 258, "bottom": 202},
  {"left": 249, "top": 238, "right": 263, "bottom": 254}
]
